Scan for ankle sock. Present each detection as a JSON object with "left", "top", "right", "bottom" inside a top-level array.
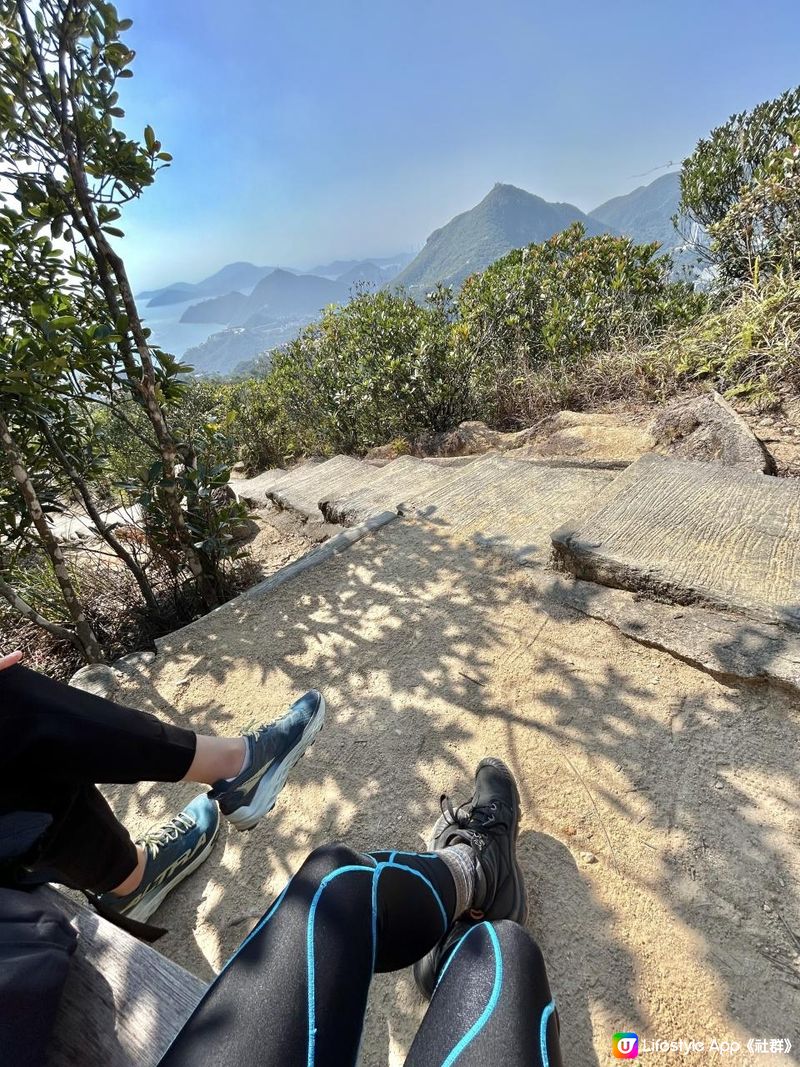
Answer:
[
  {"left": 225, "top": 740, "right": 251, "bottom": 783},
  {"left": 437, "top": 843, "right": 477, "bottom": 917}
]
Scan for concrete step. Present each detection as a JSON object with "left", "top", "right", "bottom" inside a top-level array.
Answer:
[
  {"left": 552, "top": 453, "right": 800, "bottom": 630},
  {"left": 417, "top": 456, "right": 615, "bottom": 564},
  {"left": 267, "top": 455, "right": 377, "bottom": 519},
  {"left": 325, "top": 453, "right": 615, "bottom": 565},
  {"left": 231, "top": 468, "right": 290, "bottom": 506},
  {"left": 321, "top": 456, "right": 454, "bottom": 524}
]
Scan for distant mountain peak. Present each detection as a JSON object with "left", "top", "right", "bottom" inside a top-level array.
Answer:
[
  {"left": 393, "top": 183, "right": 609, "bottom": 292},
  {"left": 589, "top": 171, "right": 682, "bottom": 250}
]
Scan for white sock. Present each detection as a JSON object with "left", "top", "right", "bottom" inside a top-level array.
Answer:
[
  {"left": 437, "top": 844, "right": 477, "bottom": 917},
  {"left": 225, "top": 741, "right": 251, "bottom": 783}
]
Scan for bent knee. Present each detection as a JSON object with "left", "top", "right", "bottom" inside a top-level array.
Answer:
[
  {"left": 300, "top": 842, "right": 368, "bottom": 881},
  {"left": 492, "top": 919, "right": 546, "bottom": 968}
]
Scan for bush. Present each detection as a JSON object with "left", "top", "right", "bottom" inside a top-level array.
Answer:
[
  {"left": 653, "top": 273, "right": 800, "bottom": 403},
  {"left": 260, "top": 286, "right": 480, "bottom": 456},
  {"left": 455, "top": 223, "right": 705, "bottom": 424}
]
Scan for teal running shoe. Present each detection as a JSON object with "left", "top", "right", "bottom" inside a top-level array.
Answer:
[
  {"left": 209, "top": 690, "right": 326, "bottom": 831},
  {"left": 98, "top": 793, "right": 220, "bottom": 922}
]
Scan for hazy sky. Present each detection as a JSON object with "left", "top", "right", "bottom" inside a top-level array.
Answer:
[{"left": 118, "top": 0, "right": 800, "bottom": 291}]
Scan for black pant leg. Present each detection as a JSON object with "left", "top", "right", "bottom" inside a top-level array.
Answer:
[
  {"left": 1, "top": 782, "right": 139, "bottom": 893},
  {"left": 160, "top": 844, "right": 457, "bottom": 1067},
  {"left": 405, "top": 919, "right": 563, "bottom": 1067},
  {"left": 0, "top": 664, "right": 196, "bottom": 785},
  {"left": 0, "top": 663, "right": 197, "bottom": 892}
]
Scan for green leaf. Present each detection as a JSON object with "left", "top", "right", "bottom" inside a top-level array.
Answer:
[{"left": 144, "top": 125, "right": 156, "bottom": 151}]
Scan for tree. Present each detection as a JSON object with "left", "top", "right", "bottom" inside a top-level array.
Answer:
[
  {"left": 679, "top": 87, "right": 800, "bottom": 282},
  {"left": 0, "top": 0, "right": 220, "bottom": 611}
]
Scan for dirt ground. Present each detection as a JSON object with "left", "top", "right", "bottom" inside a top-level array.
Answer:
[{"left": 106, "top": 517, "right": 799, "bottom": 1066}]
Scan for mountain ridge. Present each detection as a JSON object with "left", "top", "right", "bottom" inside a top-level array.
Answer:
[
  {"left": 589, "top": 171, "right": 682, "bottom": 250},
  {"left": 392, "top": 183, "right": 611, "bottom": 292}
]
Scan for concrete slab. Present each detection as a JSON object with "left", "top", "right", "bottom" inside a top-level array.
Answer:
[
  {"left": 230, "top": 468, "right": 288, "bottom": 505},
  {"left": 416, "top": 456, "right": 615, "bottom": 564},
  {"left": 552, "top": 453, "right": 800, "bottom": 630},
  {"left": 321, "top": 456, "right": 453, "bottom": 524},
  {"left": 267, "top": 455, "right": 376, "bottom": 519},
  {"left": 326, "top": 453, "right": 614, "bottom": 565},
  {"left": 540, "top": 575, "right": 800, "bottom": 694}
]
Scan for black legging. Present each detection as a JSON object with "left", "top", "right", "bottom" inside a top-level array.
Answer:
[
  {"left": 160, "top": 843, "right": 563, "bottom": 1067},
  {"left": 0, "top": 664, "right": 196, "bottom": 892}
]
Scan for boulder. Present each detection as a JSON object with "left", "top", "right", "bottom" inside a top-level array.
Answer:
[
  {"left": 69, "top": 663, "right": 121, "bottom": 698},
  {"left": 363, "top": 442, "right": 409, "bottom": 465},
  {"left": 649, "top": 391, "right": 775, "bottom": 474},
  {"left": 415, "top": 420, "right": 530, "bottom": 458},
  {"left": 519, "top": 411, "right": 655, "bottom": 466}
]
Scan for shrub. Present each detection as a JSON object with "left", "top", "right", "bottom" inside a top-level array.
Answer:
[
  {"left": 680, "top": 87, "right": 800, "bottom": 284},
  {"left": 262, "top": 286, "right": 479, "bottom": 455},
  {"left": 456, "top": 223, "right": 705, "bottom": 424},
  {"left": 653, "top": 273, "right": 800, "bottom": 403}
]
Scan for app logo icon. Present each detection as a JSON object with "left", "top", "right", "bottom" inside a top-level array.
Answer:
[{"left": 612, "top": 1032, "right": 639, "bottom": 1059}]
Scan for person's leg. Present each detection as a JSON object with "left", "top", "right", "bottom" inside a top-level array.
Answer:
[
  {"left": 0, "top": 782, "right": 139, "bottom": 894},
  {"left": 1, "top": 664, "right": 325, "bottom": 810},
  {"left": 159, "top": 843, "right": 459, "bottom": 1067},
  {"left": 405, "top": 919, "right": 563, "bottom": 1067},
  {"left": 161, "top": 759, "right": 532, "bottom": 1067},
  {"left": 0, "top": 665, "right": 325, "bottom": 918},
  {"left": 0, "top": 663, "right": 229, "bottom": 787}
]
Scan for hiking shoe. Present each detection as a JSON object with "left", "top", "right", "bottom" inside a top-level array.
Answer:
[
  {"left": 209, "top": 690, "right": 326, "bottom": 831},
  {"left": 413, "top": 757, "right": 527, "bottom": 998},
  {"left": 98, "top": 793, "right": 220, "bottom": 923}
]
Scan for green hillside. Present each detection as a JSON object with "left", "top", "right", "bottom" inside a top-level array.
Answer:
[
  {"left": 589, "top": 172, "right": 682, "bottom": 250},
  {"left": 393, "top": 183, "right": 609, "bottom": 292}
]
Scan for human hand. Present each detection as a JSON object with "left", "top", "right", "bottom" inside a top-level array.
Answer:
[{"left": 0, "top": 650, "right": 23, "bottom": 671}]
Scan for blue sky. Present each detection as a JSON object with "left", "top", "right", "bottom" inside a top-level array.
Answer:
[{"left": 118, "top": 0, "right": 800, "bottom": 290}]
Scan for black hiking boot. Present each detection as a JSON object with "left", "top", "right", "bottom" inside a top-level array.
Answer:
[{"left": 413, "top": 757, "right": 527, "bottom": 998}]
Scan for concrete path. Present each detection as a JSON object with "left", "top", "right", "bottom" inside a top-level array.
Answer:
[{"left": 104, "top": 519, "right": 799, "bottom": 1066}]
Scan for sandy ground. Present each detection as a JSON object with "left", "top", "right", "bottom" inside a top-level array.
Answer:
[{"left": 106, "top": 517, "right": 800, "bottom": 1066}]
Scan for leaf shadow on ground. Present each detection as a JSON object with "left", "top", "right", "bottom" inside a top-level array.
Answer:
[{"left": 101, "top": 516, "right": 799, "bottom": 1064}]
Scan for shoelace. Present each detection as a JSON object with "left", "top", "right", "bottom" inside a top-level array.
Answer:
[
  {"left": 139, "top": 811, "right": 196, "bottom": 857},
  {"left": 440, "top": 794, "right": 506, "bottom": 830}
]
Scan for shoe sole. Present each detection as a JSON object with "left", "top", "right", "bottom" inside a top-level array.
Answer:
[
  {"left": 125, "top": 815, "right": 221, "bottom": 923},
  {"left": 476, "top": 756, "right": 528, "bottom": 925},
  {"left": 226, "top": 696, "right": 326, "bottom": 831}
]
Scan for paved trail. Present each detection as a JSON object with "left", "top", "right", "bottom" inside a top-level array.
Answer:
[{"left": 107, "top": 519, "right": 799, "bottom": 1066}]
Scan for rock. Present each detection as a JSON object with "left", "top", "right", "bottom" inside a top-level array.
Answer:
[
  {"left": 415, "top": 420, "right": 531, "bottom": 458},
  {"left": 580, "top": 851, "right": 599, "bottom": 864},
  {"left": 519, "top": 411, "right": 655, "bottom": 466},
  {"left": 649, "top": 391, "right": 775, "bottom": 473},
  {"left": 363, "top": 442, "right": 409, "bottom": 465},
  {"left": 230, "top": 462, "right": 247, "bottom": 478},
  {"left": 113, "top": 650, "right": 156, "bottom": 676},
  {"left": 69, "top": 663, "right": 121, "bottom": 699}
]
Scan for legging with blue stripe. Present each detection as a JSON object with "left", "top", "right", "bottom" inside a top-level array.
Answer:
[{"left": 160, "top": 843, "right": 563, "bottom": 1067}]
